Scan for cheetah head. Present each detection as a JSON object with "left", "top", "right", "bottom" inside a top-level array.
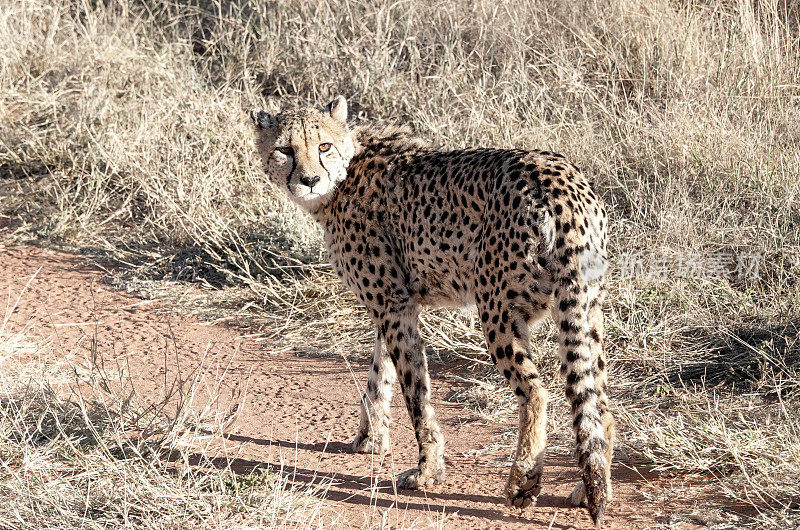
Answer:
[{"left": 250, "top": 96, "right": 355, "bottom": 212}]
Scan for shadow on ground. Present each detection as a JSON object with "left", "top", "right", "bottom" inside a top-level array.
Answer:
[{"left": 670, "top": 320, "right": 800, "bottom": 395}]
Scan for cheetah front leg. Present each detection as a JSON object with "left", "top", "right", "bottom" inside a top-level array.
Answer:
[
  {"left": 382, "top": 304, "right": 445, "bottom": 489},
  {"left": 352, "top": 329, "right": 395, "bottom": 454}
]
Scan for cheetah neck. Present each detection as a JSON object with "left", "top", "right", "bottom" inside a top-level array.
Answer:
[
  {"left": 308, "top": 124, "right": 429, "bottom": 223},
  {"left": 351, "top": 124, "right": 428, "bottom": 156}
]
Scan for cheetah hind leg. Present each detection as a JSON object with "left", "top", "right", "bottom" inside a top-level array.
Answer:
[
  {"left": 485, "top": 314, "right": 548, "bottom": 510},
  {"left": 351, "top": 424, "right": 390, "bottom": 454},
  {"left": 504, "top": 381, "right": 548, "bottom": 510}
]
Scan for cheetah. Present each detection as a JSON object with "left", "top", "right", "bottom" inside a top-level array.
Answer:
[{"left": 250, "top": 96, "right": 615, "bottom": 528}]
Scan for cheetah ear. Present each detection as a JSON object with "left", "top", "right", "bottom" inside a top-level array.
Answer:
[
  {"left": 249, "top": 109, "right": 275, "bottom": 130},
  {"left": 326, "top": 95, "right": 347, "bottom": 124}
]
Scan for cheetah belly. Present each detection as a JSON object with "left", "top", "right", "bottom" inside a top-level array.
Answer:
[
  {"left": 390, "top": 214, "right": 482, "bottom": 310},
  {"left": 406, "top": 249, "right": 478, "bottom": 310},
  {"left": 412, "top": 273, "right": 476, "bottom": 308}
]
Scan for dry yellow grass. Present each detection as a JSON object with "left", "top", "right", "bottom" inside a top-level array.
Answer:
[
  {"left": 0, "top": 294, "right": 333, "bottom": 529},
  {"left": 1, "top": 0, "right": 800, "bottom": 526}
]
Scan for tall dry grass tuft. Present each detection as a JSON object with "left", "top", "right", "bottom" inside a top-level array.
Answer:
[{"left": 1, "top": 0, "right": 799, "bottom": 522}]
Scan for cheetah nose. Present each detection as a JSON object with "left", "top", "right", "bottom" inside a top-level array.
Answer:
[{"left": 299, "top": 175, "right": 320, "bottom": 188}]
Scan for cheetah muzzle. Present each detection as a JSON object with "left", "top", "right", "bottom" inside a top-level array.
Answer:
[{"left": 250, "top": 96, "right": 615, "bottom": 529}]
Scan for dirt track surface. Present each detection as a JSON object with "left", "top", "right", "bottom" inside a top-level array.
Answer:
[{"left": 1, "top": 245, "right": 706, "bottom": 529}]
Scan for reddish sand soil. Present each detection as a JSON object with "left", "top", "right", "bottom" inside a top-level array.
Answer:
[{"left": 0, "top": 245, "right": 709, "bottom": 529}]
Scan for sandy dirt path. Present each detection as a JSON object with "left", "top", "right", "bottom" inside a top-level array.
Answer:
[{"left": 0, "top": 245, "right": 706, "bottom": 529}]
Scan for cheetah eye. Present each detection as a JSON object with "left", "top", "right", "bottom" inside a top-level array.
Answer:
[
  {"left": 319, "top": 143, "right": 332, "bottom": 153},
  {"left": 276, "top": 146, "right": 293, "bottom": 156}
]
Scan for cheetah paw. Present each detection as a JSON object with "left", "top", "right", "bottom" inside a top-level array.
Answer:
[
  {"left": 351, "top": 431, "right": 390, "bottom": 454},
  {"left": 567, "top": 479, "right": 613, "bottom": 507},
  {"left": 396, "top": 465, "right": 445, "bottom": 489},
  {"left": 566, "top": 481, "right": 587, "bottom": 507},
  {"left": 506, "top": 471, "right": 542, "bottom": 509}
]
